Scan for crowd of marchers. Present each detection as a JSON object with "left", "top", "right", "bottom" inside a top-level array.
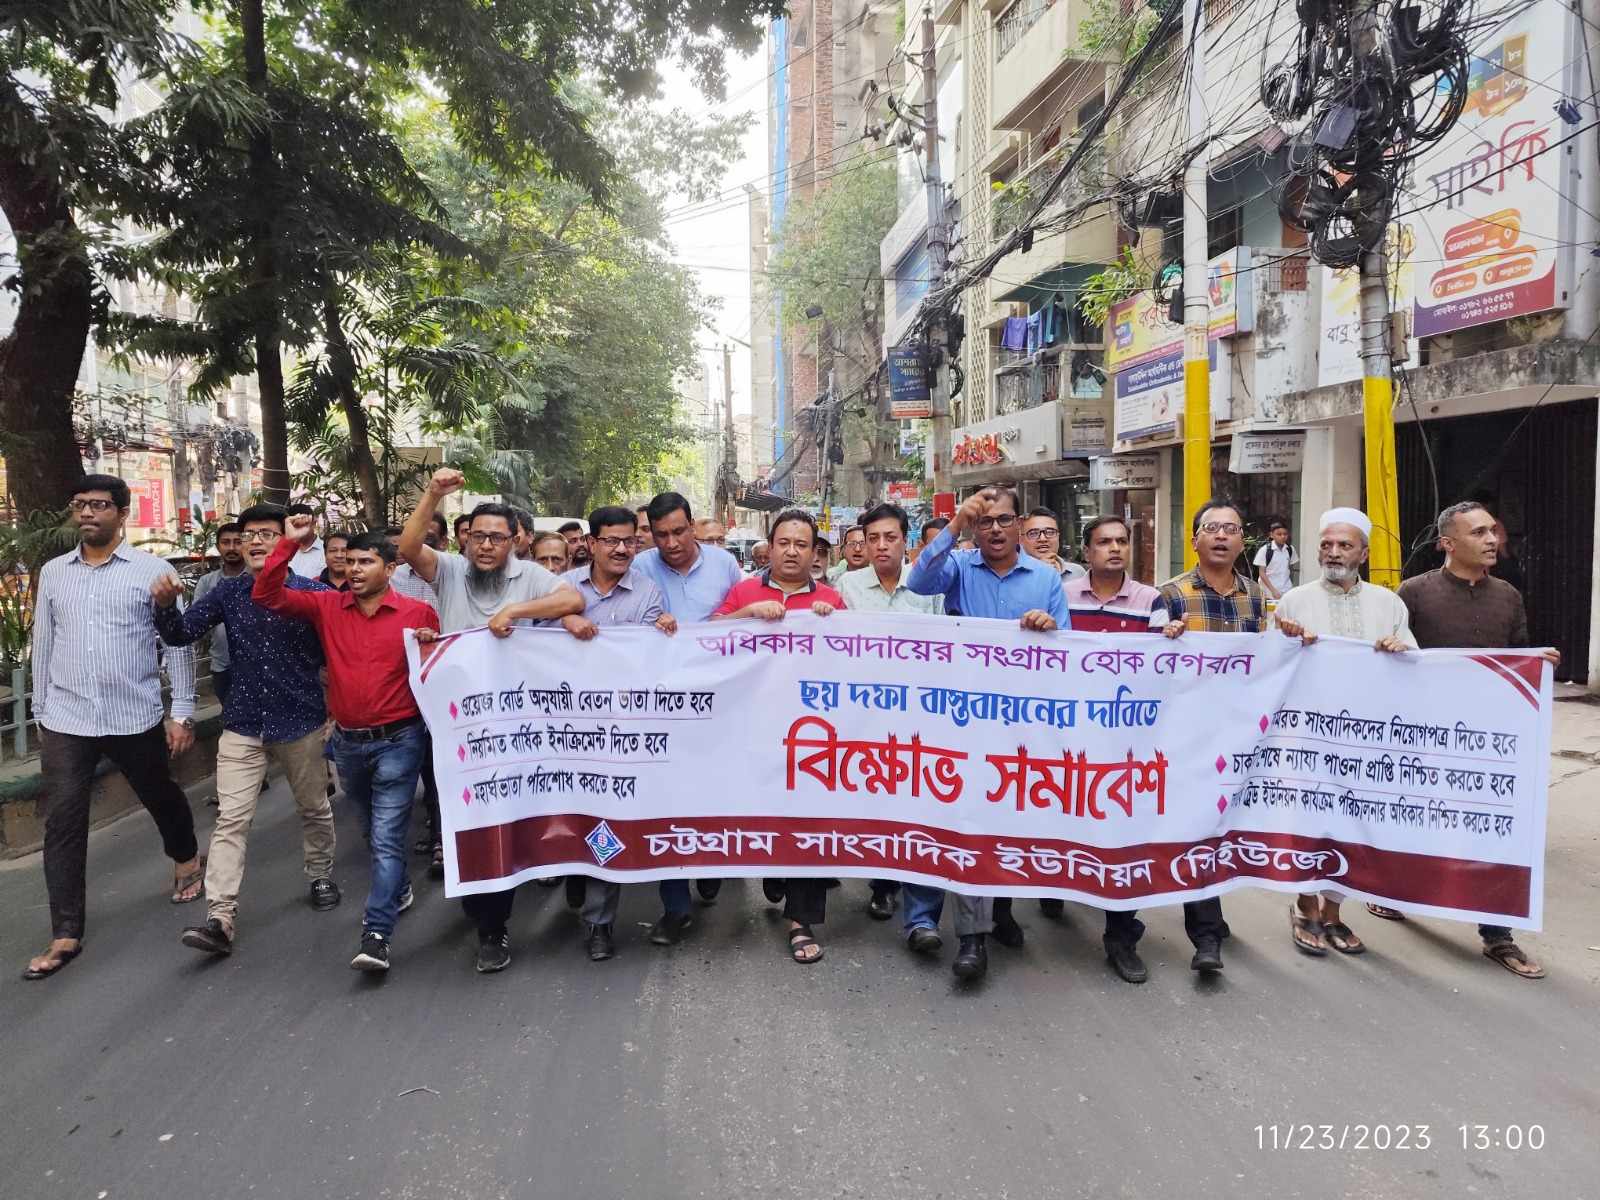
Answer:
[{"left": 22, "top": 470, "right": 1556, "bottom": 987}]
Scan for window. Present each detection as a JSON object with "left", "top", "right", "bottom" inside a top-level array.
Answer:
[{"left": 1207, "top": 206, "right": 1242, "bottom": 258}]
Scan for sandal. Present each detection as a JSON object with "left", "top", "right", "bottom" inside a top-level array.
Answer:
[
  {"left": 788, "top": 924, "right": 824, "bottom": 964},
  {"left": 22, "top": 942, "right": 83, "bottom": 981},
  {"left": 1289, "top": 904, "right": 1327, "bottom": 956},
  {"left": 1323, "top": 922, "right": 1366, "bottom": 955},
  {"left": 1482, "top": 939, "right": 1544, "bottom": 979},
  {"left": 429, "top": 844, "right": 445, "bottom": 880},
  {"left": 171, "top": 858, "right": 205, "bottom": 904},
  {"left": 1365, "top": 903, "right": 1405, "bottom": 921}
]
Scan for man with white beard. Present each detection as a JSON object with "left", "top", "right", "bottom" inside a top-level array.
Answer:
[{"left": 1273, "top": 507, "right": 1415, "bottom": 957}]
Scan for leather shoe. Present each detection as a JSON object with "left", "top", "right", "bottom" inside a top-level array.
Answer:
[
  {"left": 992, "top": 911, "right": 1025, "bottom": 949},
  {"left": 648, "top": 911, "right": 693, "bottom": 946},
  {"left": 180, "top": 918, "right": 232, "bottom": 956},
  {"left": 867, "top": 891, "right": 895, "bottom": 920},
  {"left": 907, "top": 926, "right": 943, "bottom": 955},
  {"left": 1038, "top": 898, "right": 1065, "bottom": 918},
  {"left": 696, "top": 879, "right": 723, "bottom": 903},
  {"left": 309, "top": 877, "right": 341, "bottom": 911},
  {"left": 586, "top": 923, "right": 615, "bottom": 962},
  {"left": 762, "top": 879, "right": 787, "bottom": 904},
  {"left": 952, "top": 933, "right": 988, "bottom": 980},
  {"left": 1190, "top": 937, "right": 1224, "bottom": 973},
  {"left": 1104, "top": 937, "right": 1148, "bottom": 983}
]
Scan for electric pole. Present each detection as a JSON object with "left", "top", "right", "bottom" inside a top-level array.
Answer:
[
  {"left": 1180, "top": 0, "right": 1210, "bottom": 570},
  {"left": 1355, "top": 6, "right": 1401, "bottom": 588},
  {"left": 921, "top": 11, "right": 952, "bottom": 495}
]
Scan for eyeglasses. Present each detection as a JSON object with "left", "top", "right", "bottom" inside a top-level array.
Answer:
[
  {"left": 1022, "top": 528, "right": 1058, "bottom": 541},
  {"left": 975, "top": 514, "right": 1018, "bottom": 531},
  {"left": 1198, "top": 521, "right": 1243, "bottom": 536},
  {"left": 467, "top": 532, "right": 512, "bottom": 547},
  {"left": 592, "top": 535, "right": 633, "bottom": 550},
  {"left": 69, "top": 499, "right": 118, "bottom": 513},
  {"left": 241, "top": 529, "right": 280, "bottom": 542}
]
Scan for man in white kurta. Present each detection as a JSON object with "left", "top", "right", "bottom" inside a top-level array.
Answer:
[{"left": 1274, "top": 507, "right": 1418, "bottom": 958}]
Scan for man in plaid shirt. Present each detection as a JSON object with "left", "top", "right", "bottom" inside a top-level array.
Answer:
[{"left": 1152, "top": 499, "right": 1310, "bottom": 973}]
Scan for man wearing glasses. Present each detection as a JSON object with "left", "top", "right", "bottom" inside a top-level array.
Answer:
[
  {"left": 906, "top": 486, "right": 1069, "bottom": 982},
  {"left": 23, "top": 475, "right": 202, "bottom": 981},
  {"left": 398, "top": 469, "right": 583, "bottom": 973},
  {"left": 1020, "top": 507, "right": 1086, "bottom": 583}
]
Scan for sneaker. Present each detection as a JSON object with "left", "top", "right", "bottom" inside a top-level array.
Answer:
[
  {"left": 351, "top": 931, "right": 390, "bottom": 972},
  {"left": 475, "top": 933, "right": 511, "bottom": 974},
  {"left": 309, "top": 877, "right": 341, "bottom": 911},
  {"left": 180, "top": 918, "right": 233, "bottom": 956},
  {"left": 396, "top": 885, "right": 415, "bottom": 915},
  {"left": 648, "top": 911, "right": 693, "bottom": 946}
]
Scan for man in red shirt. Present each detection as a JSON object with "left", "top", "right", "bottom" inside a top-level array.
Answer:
[
  {"left": 254, "top": 520, "right": 439, "bottom": 975},
  {"left": 712, "top": 508, "right": 843, "bottom": 964}
]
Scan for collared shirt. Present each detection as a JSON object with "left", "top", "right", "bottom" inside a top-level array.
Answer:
[
  {"left": 193, "top": 565, "right": 248, "bottom": 670},
  {"left": 837, "top": 564, "right": 944, "bottom": 614},
  {"left": 1156, "top": 568, "right": 1266, "bottom": 632},
  {"left": 428, "top": 550, "right": 562, "bottom": 635},
  {"left": 557, "top": 565, "right": 664, "bottom": 627},
  {"left": 826, "top": 559, "right": 854, "bottom": 583},
  {"left": 154, "top": 571, "right": 328, "bottom": 743},
  {"left": 391, "top": 563, "right": 438, "bottom": 611},
  {"left": 31, "top": 539, "right": 197, "bottom": 736},
  {"left": 1063, "top": 573, "right": 1163, "bottom": 634},
  {"left": 317, "top": 568, "right": 350, "bottom": 592},
  {"left": 1397, "top": 567, "right": 1528, "bottom": 650},
  {"left": 633, "top": 544, "right": 744, "bottom": 622},
  {"left": 289, "top": 538, "right": 325, "bottom": 579},
  {"left": 252, "top": 539, "right": 437, "bottom": 728},
  {"left": 714, "top": 571, "right": 846, "bottom": 616},
  {"left": 1039, "top": 553, "right": 1087, "bottom": 583},
  {"left": 1276, "top": 576, "right": 1418, "bottom": 645},
  {"left": 905, "top": 526, "right": 1070, "bottom": 624}
]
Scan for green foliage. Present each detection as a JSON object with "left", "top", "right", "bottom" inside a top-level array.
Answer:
[
  {"left": 0, "top": 511, "right": 78, "bottom": 672},
  {"left": 1078, "top": 0, "right": 1164, "bottom": 62},
  {"left": 767, "top": 153, "right": 898, "bottom": 334},
  {"left": 1077, "top": 246, "right": 1143, "bottom": 329}
]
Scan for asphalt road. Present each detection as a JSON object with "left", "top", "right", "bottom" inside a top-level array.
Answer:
[{"left": 2, "top": 736, "right": 1597, "bottom": 1200}]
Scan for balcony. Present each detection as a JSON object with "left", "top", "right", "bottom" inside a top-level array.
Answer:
[
  {"left": 988, "top": 142, "right": 1118, "bottom": 292},
  {"left": 992, "top": 0, "right": 1107, "bottom": 132}
]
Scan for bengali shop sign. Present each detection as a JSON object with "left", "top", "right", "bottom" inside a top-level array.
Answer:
[
  {"left": 1410, "top": 2, "right": 1576, "bottom": 336},
  {"left": 409, "top": 614, "right": 1550, "bottom": 928}
]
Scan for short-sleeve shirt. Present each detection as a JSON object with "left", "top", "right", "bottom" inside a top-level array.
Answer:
[
  {"left": 1253, "top": 541, "right": 1298, "bottom": 594},
  {"left": 428, "top": 551, "right": 564, "bottom": 634},
  {"left": 632, "top": 544, "right": 744, "bottom": 621},
  {"left": 713, "top": 572, "right": 845, "bottom": 616}
]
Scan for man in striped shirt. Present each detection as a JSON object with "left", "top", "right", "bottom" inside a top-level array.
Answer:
[{"left": 23, "top": 475, "right": 202, "bottom": 981}]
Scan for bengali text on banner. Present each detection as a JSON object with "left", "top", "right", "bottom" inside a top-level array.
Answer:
[{"left": 406, "top": 612, "right": 1551, "bottom": 928}]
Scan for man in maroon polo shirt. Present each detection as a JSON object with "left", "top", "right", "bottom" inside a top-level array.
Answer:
[
  {"left": 712, "top": 508, "right": 843, "bottom": 965},
  {"left": 254, "top": 522, "right": 439, "bottom": 974}
]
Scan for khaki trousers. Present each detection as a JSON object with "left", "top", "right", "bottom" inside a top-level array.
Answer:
[{"left": 206, "top": 727, "right": 336, "bottom": 931}]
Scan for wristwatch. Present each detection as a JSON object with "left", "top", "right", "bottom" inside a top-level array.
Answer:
[{"left": 177, "top": 717, "right": 195, "bottom": 730}]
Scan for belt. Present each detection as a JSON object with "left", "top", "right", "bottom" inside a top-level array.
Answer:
[{"left": 336, "top": 715, "right": 423, "bottom": 742}]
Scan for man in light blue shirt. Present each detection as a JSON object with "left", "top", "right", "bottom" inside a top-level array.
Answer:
[
  {"left": 905, "top": 486, "right": 1068, "bottom": 981},
  {"left": 629, "top": 492, "right": 744, "bottom": 940}
]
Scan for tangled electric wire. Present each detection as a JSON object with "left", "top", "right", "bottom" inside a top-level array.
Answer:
[{"left": 1262, "top": 0, "right": 1476, "bottom": 266}]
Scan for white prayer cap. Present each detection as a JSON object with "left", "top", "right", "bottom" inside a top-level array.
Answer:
[{"left": 1318, "top": 507, "right": 1372, "bottom": 541}]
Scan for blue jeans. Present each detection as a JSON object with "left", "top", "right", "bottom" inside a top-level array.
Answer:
[
  {"left": 333, "top": 724, "right": 424, "bottom": 937},
  {"left": 902, "top": 883, "right": 991, "bottom": 936}
]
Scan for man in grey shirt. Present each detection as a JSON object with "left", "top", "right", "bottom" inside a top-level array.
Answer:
[
  {"left": 399, "top": 468, "right": 584, "bottom": 974},
  {"left": 194, "top": 522, "right": 247, "bottom": 702}
]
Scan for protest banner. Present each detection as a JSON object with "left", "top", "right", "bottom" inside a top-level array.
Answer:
[{"left": 408, "top": 613, "right": 1550, "bottom": 928}]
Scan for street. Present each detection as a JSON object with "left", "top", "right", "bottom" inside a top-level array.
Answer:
[{"left": 3, "top": 705, "right": 1597, "bottom": 1200}]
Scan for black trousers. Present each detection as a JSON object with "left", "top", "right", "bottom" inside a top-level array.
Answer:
[
  {"left": 212, "top": 667, "right": 232, "bottom": 705},
  {"left": 1104, "top": 899, "right": 1228, "bottom": 949},
  {"left": 420, "top": 738, "right": 440, "bottom": 840},
  {"left": 464, "top": 887, "right": 516, "bottom": 938},
  {"left": 783, "top": 878, "right": 828, "bottom": 926},
  {"left": 41, "top": 723, "right": 198, "bottom": 940}
]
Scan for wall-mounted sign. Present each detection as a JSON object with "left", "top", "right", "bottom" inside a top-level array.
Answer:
[
  {"left": 1090, "top": 453, "right": 1161, "bottom": 490},
  {"left": 887, "top": 344, "right": 932, "bottom": 419},
  {"left": 950, "top": 403, "right": 1062, "bottom": 476},
  {"left": 1228, "top": 430, "right": 1307, "bottom": 474},
  {"left": 1207, "top": 246, "right": 1254, "bottom": 338},
  {"left": 887, "top": 481, "right": 919, "bottom": 500}
]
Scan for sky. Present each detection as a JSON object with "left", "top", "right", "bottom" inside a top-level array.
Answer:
[{"left": 656, "top": 38, "right": 771, "bottom": 431}]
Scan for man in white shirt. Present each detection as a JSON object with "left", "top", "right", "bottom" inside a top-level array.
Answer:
[
  {"left": 1275, "top": 507, "right": 1415, "bottom": 958},
  {"left": 1253, "top": 518, "right": 1298, "bottom": 599},
  {"left": 285, "top": 503, "right": 326, "bottom": 578}
]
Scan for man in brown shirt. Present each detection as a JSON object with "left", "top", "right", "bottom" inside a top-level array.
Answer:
[{"left": 1391, "top": 500, "right": 1559, "bottom": 980}]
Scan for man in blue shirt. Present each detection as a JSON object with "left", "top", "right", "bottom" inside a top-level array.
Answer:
[
  {"left": 630, "top": 492, "right": 744, "bottom": 943},
  {"left": 153, "top": 504, "right": 340, "bottom": 957},
  {"left": 907, "top": 486, "right": 1068, "bottom": 980}
]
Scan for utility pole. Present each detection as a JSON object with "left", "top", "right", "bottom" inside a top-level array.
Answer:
[
  {"left": 920, "top": 11, "right": 952, "bottom": 495},
  {"left": 720, "top": 342, "right": 737, "bottom": 530},
  {"left": 1180, "top": 0, "right": 1210, "bottom": 571},
  {"left": 1354, "top": 5, "right": 1401, "bottom": 588}
]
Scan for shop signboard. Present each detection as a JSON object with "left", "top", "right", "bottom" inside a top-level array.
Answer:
[
  {"left": 1228, "top": 430, "right": 1307, "bottom": 475},
  {"left": 950, "top": 403, "right": 1063, "bottom": 477},
  {"left": 887, "top": 343, "right": 932, "bottom": 420},
  {"left": 1089, "top": 453, "right": 1161, "bottom": 491}
]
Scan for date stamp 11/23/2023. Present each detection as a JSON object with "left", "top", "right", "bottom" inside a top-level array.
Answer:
[{"left": 1253, "top": 1124, "right": 1549, "bottom": 1152}]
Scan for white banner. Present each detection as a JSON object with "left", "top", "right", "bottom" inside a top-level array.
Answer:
[{"left": 408, "top": 614, "right": 1550, "bottom": 928}]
